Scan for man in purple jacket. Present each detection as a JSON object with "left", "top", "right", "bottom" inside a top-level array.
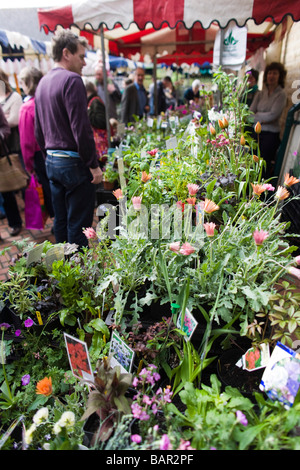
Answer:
[{"left": 35, "top": 29, "right": 102, "bottom": 248}]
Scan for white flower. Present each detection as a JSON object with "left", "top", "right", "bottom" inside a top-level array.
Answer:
[
  {"left": 53, "top": 421, "right": 62, "bottom": 435},
  {"left": 33, "top": 407, "right": 49, "bottom": 426},
  {"left": 24, "top": 423, "right": 37, "bottom": 445},
  {"left": 58, "top": 411, "right": 76, "bottom": 429}
]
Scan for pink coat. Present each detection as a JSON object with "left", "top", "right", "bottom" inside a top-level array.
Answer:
[{"left": 19, "top": 97, "right": 40, "bottom": 173}]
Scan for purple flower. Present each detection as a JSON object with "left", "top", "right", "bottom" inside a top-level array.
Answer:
[
  {"left": 131, "top": 434, "right": 142, "bottom": 444},
  {"left": 15, "top": 329, "right": 21, "bottom": 337},
  {"left": 236, "top": 410, "right": 248, "bottom": 426},
  {"left": 21, "top": 374, "right": 30, "bottom": 386},
  {"left": 24, "top": 318, "right": 34, "bottom": 328},
  {"left": 0, "top": 323, "right": 11, "bottom": 330}
]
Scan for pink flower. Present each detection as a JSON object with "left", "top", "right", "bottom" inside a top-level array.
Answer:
[
  {"left": 262, "top": 183, "right": 275, "bottom": 192},
  {"left": 203, "top": 222, "right": 216, "bottom": 237},
  {"left": 187, "top": 183, "right": 199, "bottom": 195},
  {"left": 236, "top": 410, "right": 248, "bottom": 426},
  {"left": 24, "top": 318, "right": 34, "bottom": 328},
  {"left": 131, "top": 434, "right": 142, "bottom": 444},
  {"left": 169, "top": 241, "right": 180, "bottom": 252},
  {"left": 253, "top": 229, "right": 269, "bottom": 246},
  {"left": 288, "top": 267, "right": 300, "bottom": 280},
  {"left": 179, "top": 242, "right": 195, "bottom": 255},
  {"left": 147, "top": 148, "right": 159, "bottom": 156},
  {"left": 294, "top": 255, "right": 300, "bottom": 265},
  {"left": 160, "top": 434, "right": 172, "bottom": 450},
  {"left": 132, "top": 196, "right": 142, "bottom": 210},
  {"left": 83, "top": 227, "right": 97, "bottom": 240},
  {"left": 177, "top": 439, "right": 195, "bottom": 450}
]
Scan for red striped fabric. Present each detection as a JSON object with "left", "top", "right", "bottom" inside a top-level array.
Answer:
[
  {"left": 38, "top": 5, "right": 74, "bottom": 33},
  {"left": 38, "top": 0, "right": 300, "bottom": 32},
  {"left": 133, "top": 0, "right": 185, "bottom": 29}
]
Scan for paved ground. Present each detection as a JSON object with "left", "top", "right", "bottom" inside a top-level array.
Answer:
[
  {"left": 0, "top": 191, "right": 55, "bottom": 281},
  {"left": 0, "top": 191, "right": 102, "bottom": 282}
]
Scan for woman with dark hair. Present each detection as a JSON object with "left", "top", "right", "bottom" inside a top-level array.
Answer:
[
  {"left": 19, "top": 66, "right": 54, "bottom": 219},
  {"left": 250, "top": 62, "right": 287, "bottom": 179}
]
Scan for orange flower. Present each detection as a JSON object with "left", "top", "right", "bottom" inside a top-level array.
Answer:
[
  {"left": 218, "top": 119, "right": 225, "bottom": 129},
  {"left": 275, "top": 186, "right": 290, "bottom": 201},
  {"left": 251, "top": 183, "right": 267, "bottom": 196},
  {"left": 203, "top": 198, "right": 219, "bottom": 213},
  {"left": 284, "top": 173, "right": 300, "bottom": 187},
  {"left": 253, "top": 155, "right": 259, "bottom": 163},
  {"left": 222, "top": 117, "right": 229, "bottom": 128},
  {"left": 113, "top": 188, "right": 123, "bottom": 200},
  {"left": 186, "top": 197, "right": 196, "bottom": 205},
  {"left": 209, "top": 124, "right": 216, "bottom": 136},
  {"left": 36, "top": 377, "right": 52, "bottom": 396},
  {"left": 240, "top": 135, "right": 246, "bottom": 146},
  {"left": 254, "top": 122, "right": 261, "bottom": 134},
  {"left": 141, "top": 171, "right": 152, "bottom": 183}
]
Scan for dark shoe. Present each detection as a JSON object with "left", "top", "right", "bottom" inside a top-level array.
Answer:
[{"left": 9, "top": 226, "right": 22, "bottom": 236}]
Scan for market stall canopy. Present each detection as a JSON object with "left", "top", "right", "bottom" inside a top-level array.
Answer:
[
  {"left": 37, "top": 0, "right": 300, "bottom": 32},
  {"left": 0, "top": 29, "right": 51, "bottom": 57}
]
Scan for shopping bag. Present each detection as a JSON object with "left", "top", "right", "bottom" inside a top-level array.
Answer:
[
  {"left": 25, "top": 175, "right": 48, "bottom": 230},
  {"left": 0, "top": 153, "right": 29, "bottom": 192},
  {"left": 93, "top": 127, "right": 108, "bottom": 159}
]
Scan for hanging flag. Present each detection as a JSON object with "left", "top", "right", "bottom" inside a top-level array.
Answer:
[{"left": 213, "top": 25, "right": 247, "bottom": 70}]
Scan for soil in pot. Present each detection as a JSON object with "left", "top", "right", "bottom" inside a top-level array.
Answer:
[{"left": 217, "top": 339, "right": 264, "bottom": 398}]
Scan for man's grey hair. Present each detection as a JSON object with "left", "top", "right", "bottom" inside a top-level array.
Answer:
[{"left": 51, "top": 29, "right": 89, "bottom": 62}]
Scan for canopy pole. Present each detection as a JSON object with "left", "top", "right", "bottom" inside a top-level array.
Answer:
[
  {"left": 153, "top": 46, "right": 158, "bottom": 116},
  {"left": 100, "top": 24, "right": 111, "bottom": 145}
]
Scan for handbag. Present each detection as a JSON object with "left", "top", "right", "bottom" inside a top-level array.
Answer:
[
  {"left": 88, "top": 96, "right": 109, "bottom": 159},
  {"left": 0, "top": 137, "right": 29, "bottom": 192},
  {"left": 25, "top": 174, "right": 48, "bottom": 230}
]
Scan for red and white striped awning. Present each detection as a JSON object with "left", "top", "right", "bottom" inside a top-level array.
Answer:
[{"left": 38, "top": 0, "right": 300, "bottom": 33}]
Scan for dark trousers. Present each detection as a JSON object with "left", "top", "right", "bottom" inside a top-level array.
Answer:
[
  {"left": 2, "top": 191, "right": 22, "bottom": 228},
  {"left": 257, "top": 131, "right": 281, "bottom": 180},
  {"left": 45, "top": 155, "right": 95, "bottom": 248},
  {"left": 34, "top": 151, "right": 54, "bottom": 218}
]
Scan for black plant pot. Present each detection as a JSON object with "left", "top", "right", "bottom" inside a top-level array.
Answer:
[
  {"left": 217, "top": 338, "right": 264, "bottom": 398},
  {"left": 0, "top": 303, "right": 22, "bottom": 329}
]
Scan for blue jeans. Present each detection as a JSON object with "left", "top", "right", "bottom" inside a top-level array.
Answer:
[{"left": 46, "top": 155, "right": 96, "bottom": 248}]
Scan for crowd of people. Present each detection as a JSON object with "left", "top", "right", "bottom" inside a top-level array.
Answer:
[{"left": 0, "top": 28, "right": 288, "bottom": 248}]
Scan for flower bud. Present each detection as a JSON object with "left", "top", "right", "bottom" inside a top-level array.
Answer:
[
  {"left": 254, "top": 122, "right": 261, "bottom": 134},
  {"left": 222, "top": 117, "right": 229, "bottom": 128},
  {"left": 209, "top": 124, "right": 216, "bottom": 136},
  {"left": 240, "top": 135, "right": 246, "bottom": 146},
  {"left": 218, "top": 119, "right": 225, "bottom": 129}
]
